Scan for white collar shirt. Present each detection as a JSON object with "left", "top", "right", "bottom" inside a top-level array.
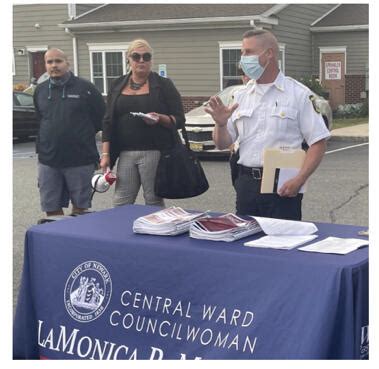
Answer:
[{"left": 227, "top": 71, "right": 331, "bottom": 167}]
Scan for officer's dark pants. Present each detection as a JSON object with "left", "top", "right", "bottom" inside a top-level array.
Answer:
[
  {"left": 229, "top": 150, "right": 240, "bottom": 187},
  {"left": 235, "top": 172, "right": 303, "bottom": 220}
]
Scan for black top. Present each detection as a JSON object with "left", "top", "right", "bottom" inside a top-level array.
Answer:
[
  {"left": 115, "top": 94, "right": 162, "bottom": 150},
  {"left": 102, "top": 71, "right": 186, "bottom": 168},
  {"left": 33, "top": 73, "right": 105, "bottom": 168}
]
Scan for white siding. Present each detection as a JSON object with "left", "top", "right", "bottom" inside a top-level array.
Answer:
[
  {"left": 272, "top": 3, "right": 334, "bottom": 79},
  {"left": 76, "top": 28, "right": 249, "bottom": 96}
]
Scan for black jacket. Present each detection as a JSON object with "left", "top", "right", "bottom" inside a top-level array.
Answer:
[
  {"left": 34, "top": 73, "right": 105, "bottom": 168},
  {"left": 102, "top": 72, "right": 185, "bottom": 168}
]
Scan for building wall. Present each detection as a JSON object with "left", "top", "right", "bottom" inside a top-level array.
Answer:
[
  {"left": 313, "top": 30, "right": 368, "bottom": 104},
  {"left": 13, "top": 4, "right": 73, "bottom": 85},
  {"left": 75, "top": 4, "right": 102, "bottom": 16},
  {"left": 312, "top": 31, "right": 368, "bottom": 75},
  {"left": 272, "top": 3, "right": 334, "bottom": 79},
  {"left": 74, "top": 4, "right": 333, "bottom": 107},
  {"left": 76, "top": 27, "right": 249, "bottom": 98},
  {"left": 345, "top": 75, "right": 367, "bottom": 104},
  {"left": 15, "top": 3, "right": 357, "bottom": 106}
]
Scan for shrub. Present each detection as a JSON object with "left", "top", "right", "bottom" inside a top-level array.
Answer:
[
  {"left": 334, "top": 102, "right": 369, "bottom": 118},
  {"left": 298, "top": 76, "right": 328, "bottom": 98},
  {"left": 360, "top": 100, "right": 369, "bottom": 116}
]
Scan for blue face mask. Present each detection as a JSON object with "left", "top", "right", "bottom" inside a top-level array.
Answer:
[{"left": 240, "top": 51, "right": 267, "bottom": 81}]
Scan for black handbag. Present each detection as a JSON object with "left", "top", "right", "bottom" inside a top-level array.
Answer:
[{"left": 154, "top": 124, "right": 209, "bottom": 199}]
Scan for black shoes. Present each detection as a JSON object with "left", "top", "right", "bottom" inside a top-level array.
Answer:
[{"left": 37, "top": 211, "right": 95, "bottom": 224}]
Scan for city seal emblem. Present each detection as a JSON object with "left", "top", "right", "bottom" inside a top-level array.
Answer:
[{"left": 64, "top": 261, "right": 112, "bottom": 323}]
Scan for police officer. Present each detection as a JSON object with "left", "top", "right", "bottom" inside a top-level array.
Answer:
[{"left": 205, "top": 30, "right": 331, "bottom": 220}]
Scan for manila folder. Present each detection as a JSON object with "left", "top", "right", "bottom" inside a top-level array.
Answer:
[{"left": 261, "top": 148, "right": 306, "bottom": 193}]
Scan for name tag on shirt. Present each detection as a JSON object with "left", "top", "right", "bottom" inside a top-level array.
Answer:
[{"left": 67, "top": 94, "right": 80, "bottom": 99}]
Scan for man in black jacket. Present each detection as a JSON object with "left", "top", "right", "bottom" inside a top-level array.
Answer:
[{"left": 33, "top": 48, "right": 105, "bottom": 218}]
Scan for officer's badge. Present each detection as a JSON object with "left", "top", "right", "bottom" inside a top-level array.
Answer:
[{"left": 309, "top": 95, "right": 320, "bottom": 114}]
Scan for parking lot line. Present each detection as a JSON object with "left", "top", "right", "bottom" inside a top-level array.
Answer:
[
  {"left": 326, "top": 142, "right": 368, "bottom": 155},
  {"left": 13, "top": 151, "right": 36, "bottom": 159}
]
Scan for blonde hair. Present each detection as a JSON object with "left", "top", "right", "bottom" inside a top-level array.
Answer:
[{"left": 127, "top": 39, "right": 153, "bottom": 57}]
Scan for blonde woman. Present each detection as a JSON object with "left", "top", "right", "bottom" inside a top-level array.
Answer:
[{"left": 100, "top": 39, "right": 185, "bottom": 207}]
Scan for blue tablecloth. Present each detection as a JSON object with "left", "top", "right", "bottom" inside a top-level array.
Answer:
[{"left": 13, "top": 204, "right": 368, "bottom": 360}]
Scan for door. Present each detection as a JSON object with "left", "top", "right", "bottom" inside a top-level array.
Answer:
[
  {"left": 31, "top": 52, "right": 46, "bottom": 80},
  {"left": 321, "top": 52, "right": 345, "bottom": 110}
]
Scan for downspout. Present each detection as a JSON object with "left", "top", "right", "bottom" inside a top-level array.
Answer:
[
  {"left": 65, "top": 27, "right": 78, "bottom": 76},
  {"left": 72, "top": 35, "right": 78, "bottom": 76}
]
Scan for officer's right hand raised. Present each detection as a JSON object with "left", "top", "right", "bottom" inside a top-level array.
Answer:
[{"left": 204, "top": 96, "right": 238, "bottom": 127}]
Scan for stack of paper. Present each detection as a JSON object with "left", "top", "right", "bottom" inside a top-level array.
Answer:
[
  {"left": 243, "top": 217, "right": 318, "bottom": 250},
  {"left": 133, "top": 207, "right": 207, "bottom": 236},
  {"left": 245, "top": 235, "right": 318, "bottom": 250},
  {"left": 251, "top": 216, "right": 318, "bottom": 236},
  {"left": 190, "top": 214, "right": 262, "bottom": 242},
  {"left": 298, "top": 237, "right": 369, "bottom": 255}
]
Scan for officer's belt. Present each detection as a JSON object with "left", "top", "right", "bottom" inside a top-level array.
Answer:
[{"left": 239, "top": 165, "right": 263, "bottom": 180}]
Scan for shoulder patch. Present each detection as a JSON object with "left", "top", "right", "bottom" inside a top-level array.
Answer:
[{"left": 309, "top": 95, "right": 320, "bottom": 114}]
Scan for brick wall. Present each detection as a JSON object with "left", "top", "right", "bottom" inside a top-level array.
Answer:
[
  {"left": 182, "top": 96, "right": 210, "bottom": 113},
  {"left": 345, "top": 75, "right": 367, "bottom": 104}
]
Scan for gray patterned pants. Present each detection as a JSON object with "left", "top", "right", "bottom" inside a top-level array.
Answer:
[{"left": 114, "top": 150, "right": 164, "bottom": 207}]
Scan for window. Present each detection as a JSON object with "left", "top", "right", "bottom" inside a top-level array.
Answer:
[
  {"left": 91, "top": 51, "right": 124, "bottom": 94},
  {"left": 222, "top": 48, "right": 242, "bottom": 89},
  {"left": 92, "top": 52, "right": 104, "bottom": 93},
  {"left": 219, "top": 42, "right": 243, "bottom": 90},
  {"left": 219, "top": 41, "right": 286, "bottom": 90},
  {"left": 88, "top": 43, "right": 129, "bottom": 94},
  {"left": 106, "top": 52, "right": 123, "bottom": 89}
]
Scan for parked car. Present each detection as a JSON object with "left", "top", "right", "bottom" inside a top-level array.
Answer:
[
  {"left": 184, "top": 84, "right": 332, "bottom": 156},
  {"left": 13, "top": 91, "right": 39, "bottom": 139}
]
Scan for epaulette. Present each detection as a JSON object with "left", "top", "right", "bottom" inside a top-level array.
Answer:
[
  {"left": 286, "top": 76, "right": 311, "bottom": 92},
  {"left": 231, "top": 84, "right": 249, "bottom": 101}
]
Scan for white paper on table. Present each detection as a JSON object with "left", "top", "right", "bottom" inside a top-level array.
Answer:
[
  {"left": 277, "top": 168, "right": 306, "bottom": 193},
  {"left": 251, "top": 216, "right": 318, "bottom": 236},
  {"left": 244, "top": 235, "right": 318, "bottom": 249},
  {"left": 298, "top": 237, "right": 369, "bottom": 255}
]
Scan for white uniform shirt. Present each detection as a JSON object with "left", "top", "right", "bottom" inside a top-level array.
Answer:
[{"left": 227, "top": 72, "right": 331, "bottom": 167}]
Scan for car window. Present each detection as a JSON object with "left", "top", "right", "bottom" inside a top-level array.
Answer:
[{"left": 14, "top": 93, "right": 34, "bottom": 107}]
